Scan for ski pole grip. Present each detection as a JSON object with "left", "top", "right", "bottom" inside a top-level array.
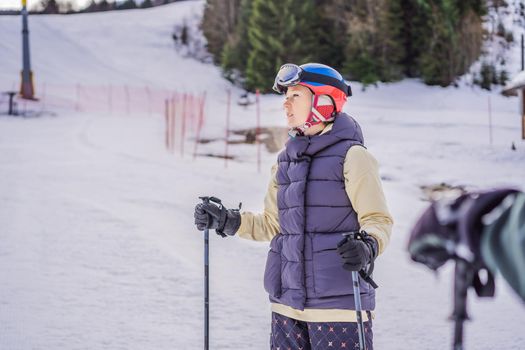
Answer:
[
  {"left": 209, "top": 196, "right": 222, "bottom": 205},
  {"left": 338, "top": 231, "right": 358, "bottom": 249},
  {"left": 342, "top": 231, "right": 359, "bottom": 241},
  {"left": 199, "top": 196, "right": 223, "bottom": 207}
]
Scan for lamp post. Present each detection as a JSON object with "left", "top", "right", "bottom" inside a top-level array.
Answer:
[{"left": 20, "top": 0, "right": 35, "bottom": 100}]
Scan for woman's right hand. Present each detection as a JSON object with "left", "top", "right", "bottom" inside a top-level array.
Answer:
[{"left": 194, "top": 196, "right": 242, "bottom": 237}]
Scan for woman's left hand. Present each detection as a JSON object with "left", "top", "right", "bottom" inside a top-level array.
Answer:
[{"left": 337, "top": 233, "right": 378, "bottom": 271}]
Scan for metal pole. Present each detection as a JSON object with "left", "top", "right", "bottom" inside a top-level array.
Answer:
[
  {"left": 204, "top": 227, "right": 209, "bottom": 350},
  {"left": 343, "top": 231, "right": 366, "bottom": 350},
  {"left": 199, "top": 196, "right": 211, "bottom": 350},
  {"left": 352, "top": 271, "right": 366, "bottom": 350},
  {"left": 20, "top": 0, "right": 35, "bottom": 99}
]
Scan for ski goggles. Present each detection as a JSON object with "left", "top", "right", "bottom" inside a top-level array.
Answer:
[{"left": 272, "top": 63, "right": 352, "bottom": 96}]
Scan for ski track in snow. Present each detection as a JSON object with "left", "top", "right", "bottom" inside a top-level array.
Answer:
[
  {"left": 0, "top": 113, "right": 274, "bottom": 350},
  {"left": 1, "top": 1, "right": 525, "bottom": 349}
]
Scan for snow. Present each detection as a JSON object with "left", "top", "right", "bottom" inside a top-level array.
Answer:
[
  {"left": 504, "top": 70, "right": 525, "bottom": 93},
  {"left": 460, "top": 0, "right": 525, "bottom": 91},
  {"left": 1, "top": 1, "right": 525, "bottom": 349}
]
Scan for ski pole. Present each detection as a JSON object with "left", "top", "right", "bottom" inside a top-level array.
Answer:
[
  {"left": 344, "top": 232, "right": 366, "bottom": 350},
  {"left": 199, "top": 196, "right": 211, "bottom": 350},
  {"left": 198, "top": 195, "right": 236, "bottom": 349},
  {"left": 352, "top": 270, "right": 366, "bottom": 350},
  {"left": 204, "top": 226, "right": 209, "bottom": 350}
]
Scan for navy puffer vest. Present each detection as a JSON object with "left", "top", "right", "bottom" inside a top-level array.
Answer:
[{"left": 263, "top": 113, "right": 375, "bottom": 311}]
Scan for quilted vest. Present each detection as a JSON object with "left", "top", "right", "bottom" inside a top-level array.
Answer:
[{"left": 263, "top": 113, "right": 375, "bottom": 311}]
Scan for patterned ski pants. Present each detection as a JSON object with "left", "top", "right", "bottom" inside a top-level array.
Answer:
[{"left": 270, "top": 311, "right": 373, "bottom": 350}]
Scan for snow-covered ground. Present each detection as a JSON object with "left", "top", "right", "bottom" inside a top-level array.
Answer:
[{"left": 1, "top": 1, "right": 524, "bottom": 349}]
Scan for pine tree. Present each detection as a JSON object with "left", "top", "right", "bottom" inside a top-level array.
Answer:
[
  {"left": 41, "top": 0, "right": 59, "bottom": 14},
  {"left": 201, "top": 0, "right": 243, "bottom": 63},
  {"left": 98, "top": 0, "right": 112, "bottom": 11},
  {"left": 82, "top": 0, "right": 98, "bottom": 12},
  {"left": 379, "top": 0, "right": 405, "bottom": 79},
  {"left": 343, "top": 0, "right": 405, "bottom": 85},
  {"left": 409, "top": 0, "right": 484, "bottom": 86},
  {"left": 140, "top": 0, "right": 153, "bottom": 8},
  {"left": 399, "top": 0, "right": 426, "bottom": 77},
  {"left": 315, "top": 0, "right": 351, "bottom": 69},
  {"left": 220, "top": 0, "right": 253, "bottom": 84},
  {"left": 198, "top": 0, "right": 486, "bottom": 88},
  {"left": 117, "top": 0, "right": 137, "bottom": 10},
  {"left": 246, "top": 0, "right": 319, "bottom": 92}
]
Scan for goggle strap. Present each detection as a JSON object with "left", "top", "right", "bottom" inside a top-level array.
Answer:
[{"left": 300, "top": 71, "right": 352, "bottom": 96}]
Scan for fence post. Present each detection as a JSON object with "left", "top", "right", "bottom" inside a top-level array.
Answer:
[
  {"left": 189, "top": 94, "right": 194, "bottom": 132},
  {"left": 193, "top": 92, "right": 207, "bottom": 160},
  {"left": 181, "top": 93, "right": 187, "bottom": 157},
  {"left": 125, "top": 85, "right": 130, "bottom": 115},
  {"left": 108, "top": 84, "right": 113, "bottom": 114},
  {"left": 170, "top": 92, "right": 176, "bottom": 153},
  {"left": 145, "top": 86, "right": 152, "bottom": 117},
  {"left": 165, "top": 98, "right": 170, "bottom": 150}
]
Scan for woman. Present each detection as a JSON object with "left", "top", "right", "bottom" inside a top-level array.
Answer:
[{"left": 194, "top": 63, "right": 393, "bottom": 349}]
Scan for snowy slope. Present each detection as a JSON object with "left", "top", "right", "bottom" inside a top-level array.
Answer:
[
  {"left": 0, "top": 0, "right": 222, "bottom": 89},
  {"left": 1, "top": 2, "right": 525, "bottom": 350}
]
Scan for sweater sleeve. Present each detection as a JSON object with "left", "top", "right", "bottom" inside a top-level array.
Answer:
[
  {"left": 344, "top": 146, "right": 394, "bottom": 255},
  {"left": 236, "top": 163, "right": 280, "bottom": 242}
]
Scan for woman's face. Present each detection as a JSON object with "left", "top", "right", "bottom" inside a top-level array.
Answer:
[{"left": 283, "top": 85, "right": 312, "bottom": 128}]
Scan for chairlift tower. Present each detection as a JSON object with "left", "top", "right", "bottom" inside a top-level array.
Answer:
[{"left": 20, "top": 0, "right": 36, "bottom": 100}]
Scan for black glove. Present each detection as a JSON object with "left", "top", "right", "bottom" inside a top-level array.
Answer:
[
  {"left": 337, "top": 230, "right": 378, "bottom": 272},
  {"left": 194, "top": 196, "right": 242, "bottom": 237}
]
